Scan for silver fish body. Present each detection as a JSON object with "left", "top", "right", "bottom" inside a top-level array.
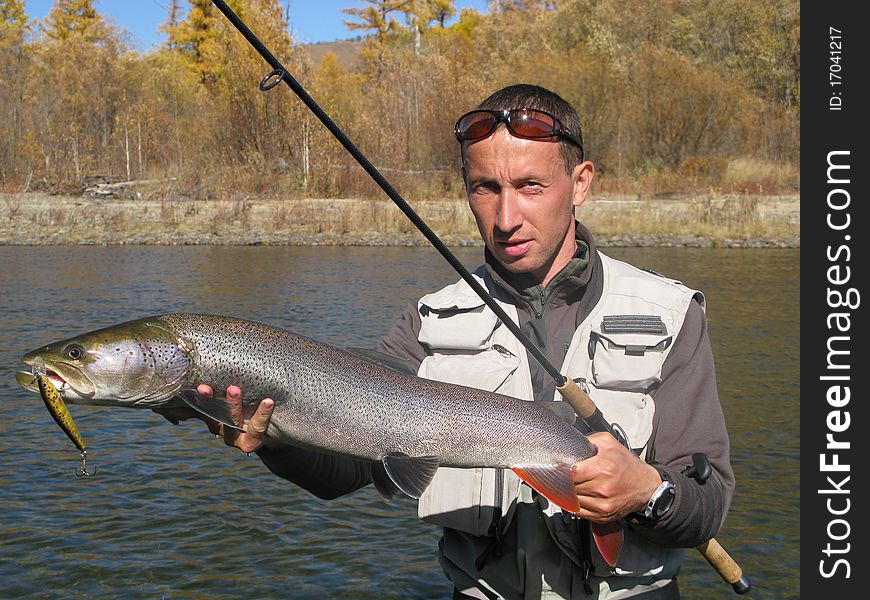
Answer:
[{"left": 17, "top": 313, "right": 596, "bottom": 504}]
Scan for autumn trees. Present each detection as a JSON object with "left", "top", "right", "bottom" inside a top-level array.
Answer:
[
  {"left": 0, "top": 0, "right": 29, "bottom": 181},
  {"left": 1, "top": 0, "right": 799, "bottom": 197}
]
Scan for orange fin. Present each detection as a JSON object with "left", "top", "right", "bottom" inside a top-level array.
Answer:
[
  {"left": 592, "top": 521, "right": 624, "bottom": 568},
  {"left": 512, "top": 464, "right": 580, "bottom": 513}
]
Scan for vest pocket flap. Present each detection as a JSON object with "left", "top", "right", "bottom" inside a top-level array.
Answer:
[
  {"left": 418, "top": 349, "right": 520, "bottom": 392},
  {"left": 602, "top": 314, "right": 667, "bottom": 335},
  {"left": 419, "top": 278, "right": 487, "bottom": 312},
  {"left": 418, "top": 284, "right": 499, "bottom": 350},
  {"left": 588, "top": 327, "right": 672, "bottom": 391}
]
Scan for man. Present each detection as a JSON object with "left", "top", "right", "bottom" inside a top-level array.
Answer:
[{"left": 160, "top": 84, "right": 734, "bottom": 599}]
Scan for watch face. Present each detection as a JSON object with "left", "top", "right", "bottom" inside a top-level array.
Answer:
[{"left": 654, "top": 487, "right": 675, "bottom": 518}]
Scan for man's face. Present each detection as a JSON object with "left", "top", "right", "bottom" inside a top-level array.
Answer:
[{"left": 462, "top": 128, "right": 593, "bottom": 285}]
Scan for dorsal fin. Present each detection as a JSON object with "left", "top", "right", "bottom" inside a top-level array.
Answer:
[
  {"left": 347, "top": 347, "right": 417, "bottom": 376},
  {"left": 534, "top": 400, "right": 576, "bottom": 425}
]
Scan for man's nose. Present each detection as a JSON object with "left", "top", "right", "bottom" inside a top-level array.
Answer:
[{"left": 496, "top": 190, "right": 522, "bottom": 232}]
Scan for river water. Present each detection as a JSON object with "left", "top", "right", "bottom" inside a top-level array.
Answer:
[{"left": 0, "top": 245, "right": 799, "bottom": 599}]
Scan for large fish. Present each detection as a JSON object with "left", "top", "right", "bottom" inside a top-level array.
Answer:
[{"left": 16, "top": 313, "right": 621, "bottom": 564}]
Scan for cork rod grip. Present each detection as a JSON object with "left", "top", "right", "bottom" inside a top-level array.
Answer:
[
  {"left": 555, "top": 377, "right": 597, "bottom": 420},
  {"left": 697, "top": 539, "right": 751, "bottom": 594}
]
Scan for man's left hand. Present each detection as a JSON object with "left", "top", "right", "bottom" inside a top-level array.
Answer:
[{"left": 571, "top": 432, "right": 663, "bottom": 523}]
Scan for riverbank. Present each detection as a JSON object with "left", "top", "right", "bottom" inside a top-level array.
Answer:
[{"left": 0, "top": 192, "right": 799, "bottom": 248}]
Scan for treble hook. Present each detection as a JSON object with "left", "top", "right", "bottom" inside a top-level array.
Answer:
[{"left": 76, "top": 450, "right": 96, "bottom": 477}]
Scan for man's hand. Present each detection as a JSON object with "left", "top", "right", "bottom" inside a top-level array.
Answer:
[
  {"left": 571, "top": 432, "right": 663, "bottom": 523},
  {"left": 153, "top": 384, "right": 275, "bottom": 454}
]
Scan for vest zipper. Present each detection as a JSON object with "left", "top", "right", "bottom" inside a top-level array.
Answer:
[
  {"left": 475, "top": 468, "right": 506, "bottom": 572},
  {"left": 577, "top": 517, "right": 595, "bottom": 595}
]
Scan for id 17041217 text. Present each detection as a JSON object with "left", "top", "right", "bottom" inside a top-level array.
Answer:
[{"left": 829, "top": 27, "right": 844, "bottom": 111}]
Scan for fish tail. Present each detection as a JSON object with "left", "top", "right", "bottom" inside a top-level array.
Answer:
[
  {"left": 591, "top": 522, "right": 624, "bottom": 568},
  {"left": 511, "top": 465, "right": 624, "bottom": 567}
]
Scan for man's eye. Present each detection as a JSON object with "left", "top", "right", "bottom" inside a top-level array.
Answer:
[{"left": 473, "top": 183, "right": 497, "bottom": 194}]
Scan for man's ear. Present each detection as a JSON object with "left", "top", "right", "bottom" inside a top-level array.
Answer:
[{"left": 571, "top": 161, "right": 595, "bottom": 208}]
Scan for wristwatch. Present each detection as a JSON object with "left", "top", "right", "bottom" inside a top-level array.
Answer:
[{"left": 641, "top": 478, "right": 676, "bottom": 520}]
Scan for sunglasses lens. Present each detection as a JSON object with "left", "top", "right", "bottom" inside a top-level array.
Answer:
[
  {"left": 509, "top": 110, "right": 558, "bottom": 138},
  {"left": 457, "top": 112, "right": 497, "bottom": 140},
  {"left": 455, "top": 109, "right": 578, "bottom": 151}
]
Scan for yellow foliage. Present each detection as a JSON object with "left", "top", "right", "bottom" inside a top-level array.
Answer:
[{"left": 1, "top": 0, "right": 799, "bottom": 198}]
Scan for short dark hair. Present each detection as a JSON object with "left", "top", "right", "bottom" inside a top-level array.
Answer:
[{"left": 465, "top": 84, "right": 585, "bottom": 173}]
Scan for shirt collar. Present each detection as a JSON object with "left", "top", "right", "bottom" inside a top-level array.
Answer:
[{"left": 484, "top": 221, "right": 597, "bottom": 306}]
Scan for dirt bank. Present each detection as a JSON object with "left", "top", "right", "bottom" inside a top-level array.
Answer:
[{"left": 0, "top": 192, "right": 800, "bottom": 248}]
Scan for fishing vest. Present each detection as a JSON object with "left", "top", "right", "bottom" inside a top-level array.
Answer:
[{"left": 415, "top": 252, "right": 703, "bottom": 599}]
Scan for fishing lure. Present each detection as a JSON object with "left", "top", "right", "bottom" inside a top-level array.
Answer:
[{"left": 32, "top": 362, "right": 95, "bottom": 477}]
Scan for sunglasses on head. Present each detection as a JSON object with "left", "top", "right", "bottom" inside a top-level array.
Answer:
[{"left": 454, "top": 108, "right": 584, "bottom": 160}]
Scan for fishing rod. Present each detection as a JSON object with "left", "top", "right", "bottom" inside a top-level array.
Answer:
[{"left": 209, "top": 1, "right": 749, "bottom": 593}]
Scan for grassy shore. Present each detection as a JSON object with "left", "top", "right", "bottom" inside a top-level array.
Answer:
[{"left": 0, "top": 192, "right": 799, "bottom": 248}]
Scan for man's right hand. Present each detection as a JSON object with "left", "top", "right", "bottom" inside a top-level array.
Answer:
[{"left": 153, "top": 384, "right": 275, "bottom": 454}]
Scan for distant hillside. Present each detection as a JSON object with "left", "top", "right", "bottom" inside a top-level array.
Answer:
[{"left": 301, "top": 39, "right": 362, "bottom": 66}]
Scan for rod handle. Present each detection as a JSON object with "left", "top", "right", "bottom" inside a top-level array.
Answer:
[
  {"left": 555, "top": 377, "right": 597, "bottom": 420},
  {"left": 696, "top": 538, "right": 751, "bottom": 594}
]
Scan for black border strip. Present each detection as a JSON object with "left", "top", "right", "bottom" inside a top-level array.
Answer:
[{"left": 802, "top": 3, "right": 867, "bottom": 596}]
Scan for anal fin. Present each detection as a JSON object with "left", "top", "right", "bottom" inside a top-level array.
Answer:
[{"left": 370, "top": 461, "right": 401, "bottom": 502}]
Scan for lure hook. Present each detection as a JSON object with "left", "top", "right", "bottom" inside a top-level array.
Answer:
[{"left": 76, "top": 450, "right": 96, "bottom": 477}]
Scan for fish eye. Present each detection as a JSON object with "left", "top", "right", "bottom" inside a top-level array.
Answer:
[{"left": 64, "top": 344, "right": 85, "bottom": 361}]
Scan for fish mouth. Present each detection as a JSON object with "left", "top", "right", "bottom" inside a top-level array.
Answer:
[{"left": 17, "top": 358, "right": 95, "bottom": 400}]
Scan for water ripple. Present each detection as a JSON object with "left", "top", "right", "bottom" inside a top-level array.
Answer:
[{"left": 1, "top": 246, "right": 798, "bottom": 598}]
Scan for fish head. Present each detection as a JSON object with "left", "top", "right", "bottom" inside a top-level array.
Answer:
[{"left": 17, "top": 317, "right": 194, "bottom": 407}]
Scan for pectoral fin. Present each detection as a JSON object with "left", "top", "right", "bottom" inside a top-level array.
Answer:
[
  {"left": 179, "top": 389, "right": 246, "bottom": 432},
  {"left": 381, "top": 453, "right": 440, "bottom": 499},
  {"left": 591, "top": 521, "right": 624, "bottom": 568}
]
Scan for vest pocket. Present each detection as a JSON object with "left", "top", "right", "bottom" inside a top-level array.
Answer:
[
  {"left": 588, "top": 325, "right": 672, "bottom": 392},
  {"left": 418, "top": 283, "right": 499, "bottom": 351},
  {"left": 416, "top": 348, "right": 524, "bottom": 535},
  {"left": 587, "top": 388, "right": 655, "bottom": 455}
]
